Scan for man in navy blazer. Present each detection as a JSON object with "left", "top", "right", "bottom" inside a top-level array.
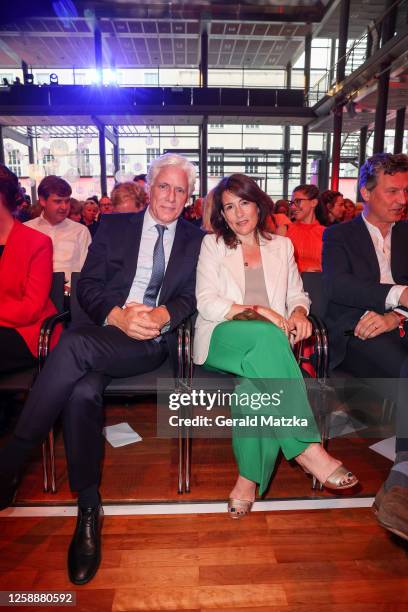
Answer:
[
  {"left": 323, "top": 152, "right": 408, "bottom": 541},
  {"left": 0, "top": 153, "right": 204, "bottom": 584}
]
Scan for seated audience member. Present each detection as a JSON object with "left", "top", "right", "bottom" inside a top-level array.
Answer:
[
  {"left": 133, "top": 173, "right": 147, "bottom": 189},
  {"left": 99, "top": 195, "right": 113, "bottom": 215},
  {"left": 111, "top": 181, "right": 147, "bottom": 213},
  {"left": 25, "top": 177, "right": 91, "bottom": 286},
  {"left": 194, "top": 173, "right": 358, "bottom": 519},
  {"left": 264, "top": 199, "right": 291, "bottom": 236},
  {"left": 87, "top": 195, "right": 99, "bottom": 205},
  {"left": 15, "top": 194, "right": 32, "bottom": 222},
  {"left": 81, "top": 200, "right": 99, "bottom": 237},
  {"left": 275, "top": 199, "right": 290, "bottom": 216},
  {"left": 342, "top": 198, "right": 356, "bottom": 222},
  {"left": 68, "top": 198, "right": 83, "bottom": 222},
  {"left": 320, "top": 189, "right": 345, "bottom": 225},
  {"left": 287, "top": 184, "right": 325, "bottom": 272},
  {"left": 0, "top": 164, "right": 61, "bottom": 374},
  {"left": 0, "top": 153, "right": 204, "bottom": 585},
  {"left": 188, "top": 197, "right": 203, "bottom": 227},
  {"left": 322, "top": 152, "right": 408, "bottom": 541}
]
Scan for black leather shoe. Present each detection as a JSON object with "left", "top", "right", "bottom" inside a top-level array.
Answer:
[
  {"left": 68, "top": 505, "right": 103, "bottom": 585},
  {"left": 0, "top": 472, "right": 19, "bottom": 511}
]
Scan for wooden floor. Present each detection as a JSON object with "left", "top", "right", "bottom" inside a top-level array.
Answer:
[
  {"left": 9, "top": 397, "right": 394, "bottom": 504},
  {"left": 0, "top": 394, "right": 406, "bottom": 610},
  {"left": 1, "top": 508, "right": 408, "bottom": 610}
]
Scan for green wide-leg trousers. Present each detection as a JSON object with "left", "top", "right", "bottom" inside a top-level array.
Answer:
[{"left": 203, "top": 320, "right": 320, "bottom": 494}]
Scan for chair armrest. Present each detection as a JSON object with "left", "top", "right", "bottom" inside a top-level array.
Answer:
[
  {"left": 37, "top": 311, "right": 70, "bottom": 370},
  {"left": 294, "top": 314, "right": 329, "bottom": 380}
]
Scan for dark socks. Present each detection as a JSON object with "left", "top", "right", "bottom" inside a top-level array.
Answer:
[
  {"left": 78, "top": 484, "right": 100, "bottom": 509},
  {"left": 0, "top": 435, "right": 36, "bottom": 476},
  {"left": 384, "top": 451, "right": 408, "bottom": 491}
]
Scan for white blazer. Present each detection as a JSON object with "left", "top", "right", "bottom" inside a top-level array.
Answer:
[{"left": 193, "top": 232, "right": 310, "bottom": 365}]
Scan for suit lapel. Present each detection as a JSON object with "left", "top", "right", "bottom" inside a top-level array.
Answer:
[
  {"left": 223, "top": 244, "right": 245, "bottom": 298},
  {"left": 125, "top": 211, "right": 144, "bottom": 288},
  {"left": 260, "top": 238, "right": 283, "bottom": 306},
  {"left": 159, "top": 218, "right": 187, "bottom": 303},
  {"left": 353, "top": 215, "right": 381, "bottom": 281},
  {"left": 391, "top": 221, "right": 408, "bottom": 283}
]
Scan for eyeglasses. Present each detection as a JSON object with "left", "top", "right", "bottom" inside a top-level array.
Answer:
[{"left": 289, "top": 197, "right": 314, "bottom": 208}]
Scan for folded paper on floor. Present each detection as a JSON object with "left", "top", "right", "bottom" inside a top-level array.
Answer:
[{"left": 103, "top": 422, "right": 143, "bottom": 448}]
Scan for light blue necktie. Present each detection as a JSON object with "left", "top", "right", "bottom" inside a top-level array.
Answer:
[{"left": 143, "top": 224, "right": 167, "bottom": 307}]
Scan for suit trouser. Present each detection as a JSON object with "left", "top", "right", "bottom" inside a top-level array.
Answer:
[
  {"left": 15, "top": 325, "right": 168, "bottom": 491},
  {"left": 202, "top": 320, "right": 320, "bottom": 495},
  {"left": 340, "top": 329, "right": 408, "bottom": 452}
]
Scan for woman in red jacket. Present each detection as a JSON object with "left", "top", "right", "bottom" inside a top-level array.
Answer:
[
  {"left": 0, "top": 164, "right": 60, "bottom": 373},
  {"left": 287, "top": 184, "right": 326, "bottom": 273}
]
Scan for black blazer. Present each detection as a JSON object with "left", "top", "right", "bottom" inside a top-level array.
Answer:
[
  {"left": 322, "top": 215, "right": 408, "bottom": 368},
  {"left": 77, "top": 210, "right": 204, "bottom": 371}
]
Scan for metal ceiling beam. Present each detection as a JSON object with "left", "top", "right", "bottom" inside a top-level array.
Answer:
[
  {"left": 91, "top": 117, "right": 118, "bottom": 146},
  {"left": 2, "top": 126, "right": 29, "bottom": 146},
  {"left": 308, "top": 24, "right": 408, "bottom": 130}
]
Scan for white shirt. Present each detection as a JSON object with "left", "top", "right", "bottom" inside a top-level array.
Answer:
[
  {"left": 25, "top": 214, "right": 91, "bottom": 283},
  {"left": 361, "top": 213, "right": 406, "bottom": 308},
  {"left": 126, "top": 207, "right": 177, "bottom": 305}
]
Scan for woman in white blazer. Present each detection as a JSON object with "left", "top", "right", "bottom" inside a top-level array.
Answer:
[{"left": 194, "top": 174, "right": 358, "bottom": 518}]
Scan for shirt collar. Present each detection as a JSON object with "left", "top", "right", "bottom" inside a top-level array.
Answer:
[
  {"left": 362, "top": 212, "right": 394, "bottom": 238},
  {"left": 38, "top": 212, "right": 68, "bottom": 229},
  {"left": 144, "top": 206, "right": 178, "bottom": 236}
]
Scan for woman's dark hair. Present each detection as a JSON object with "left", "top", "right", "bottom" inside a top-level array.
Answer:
[
  {"left": 211, "top": 173, "right": 273, "bottom": 247},
  {"left": 0, "top": 164, "right": 25, "bottom": 213},
  {"left": 292, "top": 183, "right": 326, "bottom": 225},
  {"left": 320, "top": 189, "right": 343, "bottom": 225}
]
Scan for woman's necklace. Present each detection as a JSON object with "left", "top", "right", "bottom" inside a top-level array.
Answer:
[{"left": 241, "top": 240, "right": 260, "bottom": 268}]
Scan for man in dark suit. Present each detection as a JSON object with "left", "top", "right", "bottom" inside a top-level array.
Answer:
[
  {"left": 0, "top": 153, "right": 204, "bottom": 584},
  {"left": 323, "top": 152, "right": 408, "bottom": 540}
]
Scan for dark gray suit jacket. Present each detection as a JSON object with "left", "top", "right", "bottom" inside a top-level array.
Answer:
[
  {"left": 77, "top": 209, "right": 204, "bottom": 371},
  {"left": 322, "top": 215, "right": 408, "bottom": 368}
]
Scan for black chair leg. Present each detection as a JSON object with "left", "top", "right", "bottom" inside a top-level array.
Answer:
[
  {"left": 48, "top": 429, "right": 57, "bottom": 494},
  {"left": 185, "top": 428, "right": 191, "bottom": 494},
  {"left": 42, "top": 440, "right": 49, "bottom": 492},
  {"left": 178, "top": 424, "right": 183, "bottom": 494}
]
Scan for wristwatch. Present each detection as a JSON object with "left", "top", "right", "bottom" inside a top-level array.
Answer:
[{"left": 160, "top": 321, "right": 171, "bottom": 335}]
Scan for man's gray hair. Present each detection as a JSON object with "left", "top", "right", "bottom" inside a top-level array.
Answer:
[{"left": 147, "top": 153, "right": 197, "bottom": 196}]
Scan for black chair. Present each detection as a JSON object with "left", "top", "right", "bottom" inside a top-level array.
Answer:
[
  {"left": 0, "top": 272, "right": 66, "bottom": 493},
  {"left": 43, "top": 272, "right": 191, "bottom": 495}
]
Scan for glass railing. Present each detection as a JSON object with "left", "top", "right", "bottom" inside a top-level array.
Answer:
[{"left": 307, "top": 0, "right": 408, "bottom": 106}]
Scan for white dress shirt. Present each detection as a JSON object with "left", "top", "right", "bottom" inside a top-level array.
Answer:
[
  {"left": 362, "top": 213, "right": 406, "bottom": 308},
  {"left": 126, "top": 207, "right": 177, "bottom": 305},
  {"left": 25, "top": 214, "right": 91, "bottom": 283}
]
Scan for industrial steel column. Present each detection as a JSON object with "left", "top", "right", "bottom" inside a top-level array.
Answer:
[
  {"left": 199, "top": 28, "right": 208, "bottom": 87},
  {"left": 331, "top": 0, "right": 350, "bottom": 190},
  {"left": 300, "top": 31, "right": 311, "bottom": 184},
  {"left": 394, "top": 107, "right": 406, "bottom": 154},
  {"left": 113, "top": 126, "right": 120, "bottom": 175},
  {"left": 27, "top": 128, "right": 37, "bottom": 203},
  {"left": 373, "top": 0, "right": 398, "bottom": 153},
  {"left": 0, "top": 126, "right": 4, "bottom": 165},
  {"left": 94, "top": 21, "right": 103, "bottom": 82},
  {"left": 98, "top": 126, "right": 107, "bottom": 196},
  {"left": 357, "top": 126, "right": 368, "bottom": 201},
  {"left": 200, "top": 118, "right": 208, "bottom": 197},
  {"left": 282, "top": 62, "right": 292, "bottom": 198},
  {"left": 199, "top": 27, "right": 209, "bottom": 195}
]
